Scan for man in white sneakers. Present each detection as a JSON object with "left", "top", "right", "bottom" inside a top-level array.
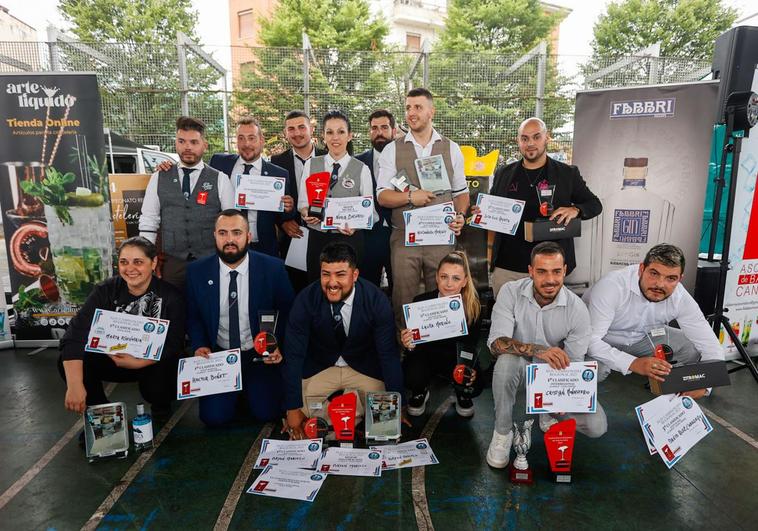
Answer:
[{"left": 486, "top": 242, "right": 607, "bottom": 468}]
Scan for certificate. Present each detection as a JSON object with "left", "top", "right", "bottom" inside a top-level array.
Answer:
[
  {"left": 469, "top": 193, "right": 525, "bottom": 235},
  {"left": 254, "top": 439, "right": 323, "bottom": 470},
  {"left": 247, "top": 465, "right": 327, "bottom": 502},
  {"left": 634, "top": 394, "right": 671, "bottom": 455},
  {"left": 235, "top": 174, "right": 286, "bottom": 212},
  {"left": 643, "top": 395, "right": 713, "bottom": 469},
  {"left": 414, "top": 154, "right": 451, "bottom": 193},
  {"left": 321, "top": 196, "right": 374, "bottom": 230},
  {"left": 176, "top": 349, "right": 242, "bottom": 400},
  {"left": 85, "top": 309, "right": 168, "bottom": 360},
  {"left": 402, "top": 294, "right": 468, "bottom": 345},
  {"left": 525, "top": 361, "right": 598, "bottom": 414},
  {"left": 318, "top": 447, "right": 383, "bottom": 477},
  {"left": 371, "top": 438, "right": 439, "bottom": 471},
  {"left": 404, "top": 202, "right": 456, "bottom": 246}
]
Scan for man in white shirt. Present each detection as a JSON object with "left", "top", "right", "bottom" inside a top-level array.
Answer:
[
  {"left": 139, "top": 116, "right": 235, "bottom": 289},
  {"left": 583, "top": 243, "right": 724, "bottom": 400}
]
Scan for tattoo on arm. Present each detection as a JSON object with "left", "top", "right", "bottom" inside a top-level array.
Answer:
[{"left": 490, "top": 337, "right": 548, "bottom": 358}]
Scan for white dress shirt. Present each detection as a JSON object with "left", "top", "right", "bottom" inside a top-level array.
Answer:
[
  {"left": 216, "top": 254, "right": 254, "bottom": 351},
  {"left": 231, "top": 156, "right": 262, "bottom": 242},
  {"left": 139, "top": 161, "right": 235, "bottom": 243},
  {"left": 292, "top": 144, "right": 317, "bottom": 189},
  {"left": 376, "top": 129, "right": 468, "bottom": 197},
  {"left": 583, "top": 265, "right": 725, "bottom": 375},
  {"left": 333, "top": 286, "right": 355, "bottom": 367}
]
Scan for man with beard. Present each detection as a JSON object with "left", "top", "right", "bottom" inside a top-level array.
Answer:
[
  {"left": 485, "top": 242, "right": 607, "bottom": 469},
  {"left": 281, "top": 242, "right": 403, "bottom": 440},
  {"left": 485, "top": 117, "right": 602, "bottom": 299},
  {"left": 140, "top": 116, "right": 235, "bottom": 289},
  {"left": 186, "top": 209, "right": 294, "bottom": 426},
  {"left": 355, "top": 110, "right": 396, "bottom": 287},
  {"left": 583, "top": 244, "right": 724, "bottom": 399}
]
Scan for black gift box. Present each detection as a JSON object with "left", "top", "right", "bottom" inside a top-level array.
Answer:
[
  {"left": 649, "top": 360, "right": 730, "bottom": 395},
  {"left": 524, "top": 218, "right": 581, "bottom": 242}
]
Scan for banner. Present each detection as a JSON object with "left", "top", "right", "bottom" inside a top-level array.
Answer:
[
  {"left": 0, "top": 73, "right": 113, "bottom": 342},
  {"left": 109, "top": 173, "right": 151, "bottom": 249},
  {"left": 568, "top": 81, "right": 718, "bottom": 294}
]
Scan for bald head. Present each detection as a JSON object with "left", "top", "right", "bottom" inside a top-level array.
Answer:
[
  {"left": 518, "top": 117, "right": 548, "bottom": 136},
  {"left": 517, "top": 117, "right": 549, "bottom": 168}
]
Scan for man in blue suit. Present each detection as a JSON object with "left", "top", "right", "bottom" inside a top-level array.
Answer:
[
  {"left": 282, "top": 242, "right": 403, "bottom": 439},
  {"left": 187, "top": 209, "right": 295, "bottom": 426},
  {"left": 209, "top": 116, "right": 294, "bottom": 257},
  {"left": 355, "top": 110, "right": 397, "bottom": 288}
]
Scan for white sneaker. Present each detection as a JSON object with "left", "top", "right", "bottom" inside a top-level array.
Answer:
[
  {"left": 539, "top": 413, "right": 558, "bottom": 433},
  {"left": 407, "top": 390, "right": 430, "bottom": 417},
  {"left": 486, "top": 429, "right": 513, "bottom": 468}
]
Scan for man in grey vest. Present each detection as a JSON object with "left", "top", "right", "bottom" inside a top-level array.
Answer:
[
  {"left": 139, "top": 116, "right": 235, "bottom": 289},
  {"left": 376, "top": 88, "right": 469, "bottom": 326}
]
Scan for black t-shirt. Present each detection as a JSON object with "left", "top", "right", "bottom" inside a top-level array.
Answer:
[{"left": 494, "top": 163, "right": 545, "bottom": 272}]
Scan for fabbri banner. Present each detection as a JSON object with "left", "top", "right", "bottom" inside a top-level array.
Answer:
[
  {"left": 568, "top": 81, "right": 718, "bottom": 294},
  {"left": 0, "top": 73, "right": 113, "bottom": 343}
]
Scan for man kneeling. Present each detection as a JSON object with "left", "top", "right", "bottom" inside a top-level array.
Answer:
[{"left": 486, "top": 242, "right": 607, "bottom": 468}]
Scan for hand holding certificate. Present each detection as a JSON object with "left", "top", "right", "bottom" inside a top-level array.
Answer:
[
  {"left": 321, "top": 196, "right": 374, "bottom": 230},
  {"left": 404, "top": 201, "right": 456, "bottom": 246},
  {"left": 85, "top": 309, "right": 169, "bottom": 360},
  {"left": 402, "top": 294, "right": 468, "bottom": 345},
  {"left": 469, "top": 193, "right": 525, "bottom": 235},
  {"left": 525, "top": 361, "right": 598, "bottom": 414},
  {"left": 235, "top": 174, "right": 286, "bottom": 212},
  {"left": 177, "top": 349, "right": 242, "bottom": 399}
]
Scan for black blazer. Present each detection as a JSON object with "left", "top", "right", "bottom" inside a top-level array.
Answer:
[
  {"left": 355, "top": 148, "right": 392, "bottom": 227},
  {"left": 490, "top": 156, "right": 602, "bottom": 274},
  {"left": 270, "top": 147, "right": 327, "bottom": 225},
  {"left": 282, "top": 278, "right": 402, "bottom": 410}
]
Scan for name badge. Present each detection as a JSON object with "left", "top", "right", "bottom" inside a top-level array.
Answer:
[
  {"left": 197, "top": 191, "right": 208, "bottom": 205},
  {"left": 650, "top": 327, "right": 666, "bottom": 337}
]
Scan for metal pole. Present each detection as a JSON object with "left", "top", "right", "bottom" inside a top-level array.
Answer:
[
  {"left": 46, "top": 25, "right": 60, "bottom": 71},
  {"left": 535, "top": 41, "right": 547, "bottom": 119},
  {"left": 302, "top": 33, "right": 311, "bottom": 113},
  {"left": 422, "top": 39, "right": 430, "bottom": 87},
  {"left": 176, "top": 33, "right": 189, "bottom": 115},
  {"left": 222, "top": 73, "right": 230, "bottom": 152},
  {"left": 647, "top": 42, "right": 661, "bottom": 84}
]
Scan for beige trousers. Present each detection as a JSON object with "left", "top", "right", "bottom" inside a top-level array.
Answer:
[{"left": 301, "top": 366, "right": 386, "bottom": 419}]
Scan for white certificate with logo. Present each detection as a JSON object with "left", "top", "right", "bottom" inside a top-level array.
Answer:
[
  {"left": 402, "top": 294, "right": 468, "bottom": 345},
  {"left": 254, "top": 439, "right": 323, "bottom": 470},
  {"left": 404, "top": 201, "right": 456, "bottom": 246},
  {"left": 414, "top": 154, "right": 451, "bottom": 193},
  {"left": 247, "top": 465, "right": 327, "bottom": 502},
  {"left": 643, "top": 395, "right": 713, "bottom": 469},
  {"left": 525, "top": 361, "right": 598, "bottom": 414},
  {"left": 85, "top": 309, "right": 169, "bottom": 360},
  {"left": 634, "top": 394, "right": 671, "bottom": 456},
  {"left": 176, "top": 349, "right": 242, "bottom": 400},
  {"left": 370, "top": 438, "right": 439, "bottom": 471},
  {"left": 317, "top": 447, "right": 383, "bottom": 477},
  {"left": 321, "top": 196, "right": 374, "bottom": 230},
  {"left": 235, "top": 174, "right": 286, "bottom": 212},
  {"left": 469, "top": 193, "right": 525, "bottom": 235}
]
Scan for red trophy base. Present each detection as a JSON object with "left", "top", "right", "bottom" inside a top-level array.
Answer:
[{"left": 509, "top": 463, "right": 534, "bottom": 484}]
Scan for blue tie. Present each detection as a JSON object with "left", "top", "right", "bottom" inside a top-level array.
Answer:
[
  {"left": 329, "top": 162, "right": 341, "bottom": 191},
  {"left": 228, "top": 270, "right": 240, "bottom": 350},
  {"left": 181, "top": 167, "right": 193, "bottom": 200},
  {"left": 332, "top": 301, "right": 346, "bottom": 348}
]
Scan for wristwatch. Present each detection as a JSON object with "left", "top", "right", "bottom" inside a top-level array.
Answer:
[{"left": 407, "top": 190, "right": 413, "bottom": 207}]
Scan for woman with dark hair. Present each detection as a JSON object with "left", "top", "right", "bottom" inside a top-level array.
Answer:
[
  {"left": 401, "top": 250, "right": 484, "bottom": 417},
  {"left": 59, "top": 236, "right": 186, "bottom": 416},
  {"left": 297, "top": 109, "right": 376, "bottom": 281}
]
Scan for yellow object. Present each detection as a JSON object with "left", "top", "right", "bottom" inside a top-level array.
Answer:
[
  {"left": 109, "top": 343, "right": 127, "bottom": 352},
  {"left": 461, "top": 146, "right": 499, "bottom": 176}
]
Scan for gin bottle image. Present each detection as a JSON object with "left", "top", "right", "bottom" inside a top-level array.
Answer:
[
  {"left": 590, "top": 158, "right": 675, "bottom": 283},
  {"left": 132, "top": 403, "right": 154, "bottom": 452}
]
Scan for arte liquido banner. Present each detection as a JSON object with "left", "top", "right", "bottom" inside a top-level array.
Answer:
[
  {"left": 0, "top": 73, "right": 113, "bottom": 341},
  {"left": 568, "top": 81, "right": 718, "bottom": 294}
]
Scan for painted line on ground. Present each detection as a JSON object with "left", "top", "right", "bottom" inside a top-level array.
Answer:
[
  {"left": 213, "top": 423, "right": 274, "bottom": 531},
  {"left": 412, "top": 394, "right": 455, "bottom": 531},
  {"left": 699, "top": 405, "right": 758, "bottom": 451},
  {"left": 81, "top": 399, "right": 193, "bottom": 531},
  {"left": 0, "top": 382, "right": 118, "bottom": 511}
]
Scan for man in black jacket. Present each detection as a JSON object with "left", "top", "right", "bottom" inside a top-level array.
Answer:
[{"left": 485, "top": 117, "right": 602, "bottom": 298}]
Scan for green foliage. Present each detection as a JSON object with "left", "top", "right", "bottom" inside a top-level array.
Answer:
[
  {"left": 15, "top": 284, "right": 47, "bottom": 313},
  {"left": 19, "top": 167, "right": 76, "bottom": 224}
]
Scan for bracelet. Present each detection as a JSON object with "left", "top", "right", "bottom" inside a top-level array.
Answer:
[{"left": 407, "top": 189, "right": 413, "bottom": 207}]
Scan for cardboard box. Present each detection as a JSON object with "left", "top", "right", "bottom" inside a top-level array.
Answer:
[
  {"left": 649, "top": 360, "right": 730, "bottom": 395},
  {"left": 524, "top": 218, "right": 581, "bottom": 242}
]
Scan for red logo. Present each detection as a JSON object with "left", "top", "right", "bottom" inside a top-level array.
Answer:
[
  {"left": 662, "top": 445, "right": 675, "bottom": 460},
  {"left": 197, "top": 191, "right": 208, "bottom": 205},
  {"left": 411, "top": 329, "right": 421, "bottom": 341},
  {"left": 320, "top": 464, "right": 330, "bottom": 472},
  {"left": 237, "top": 193, "right": 246, "bottom": 206},
  {"left": 253, "top": 481, "right": 268, "bottom": 492},
  {"left": 534, "top": 393, "right": 543, "bottom": 408},
  {"left": 409, "top": 232, "right": 416, "bottom": 243},
  {"left": 89, "top": 337, "right": 100, "bottom": 348},
  {"left": 259, "top": 458, "right": 269, "bottom": 466},
  {"left": 326, "top": 216, "right": 333, "bottom": 226},
  {"left": 744, "top": 178, "right": 758, "bottom": 259},
  {"left": 474, "top": 214, "right": 482, "bottom": 224},
  {"left": 181, "top": 381, "right": 190, "bottom": 395}
]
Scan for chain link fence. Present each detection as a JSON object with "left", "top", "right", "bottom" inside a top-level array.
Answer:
[{"left": 1, "top": 37, "right": 711, "bottom": 162}]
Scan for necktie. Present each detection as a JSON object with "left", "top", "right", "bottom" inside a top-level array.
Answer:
[
  {"left": 294, "top": 154, "right": 307, "bottom": 165},
  {"left": 181, "top": 167, "right": 193, "bottom": 200},
  {"left": 331, "top": 300, "right": 346, "bottom": 348},
  {"left": 228, "top": 270, "right": 240, "bottom": 350},
  {"left": 329, "top": 162, "right": 341, "bottom": 191},
  {"left": 243, "top": 163, "right": 253, "bottom": 175}
]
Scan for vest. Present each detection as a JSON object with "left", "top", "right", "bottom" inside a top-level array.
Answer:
[
  {"left": 157, "top": 165, "right": 221, "bottom": 258},
  {"left": 390, "top": 137, "right": 454, "bottom": 231},
  {"left": 308, "top": 156, "right": 365, "bottom": 232}
]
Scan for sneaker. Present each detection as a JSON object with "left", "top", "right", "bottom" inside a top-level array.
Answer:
[
  {"left": 538, "top": 413, "right": 558, "bottom": 433},
  {"left": 407, "top": 389, "right": 430, "bottom": 416},
  {"left": 455, "top": 395, "right": 475, "bottom": 417},
  {"left": 486, "top": 429, "right": 513, "bottom": 468}
]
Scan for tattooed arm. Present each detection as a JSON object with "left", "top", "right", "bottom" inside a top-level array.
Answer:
[{"left": 490, "top": 336, "right": 549, "bottom": 358}]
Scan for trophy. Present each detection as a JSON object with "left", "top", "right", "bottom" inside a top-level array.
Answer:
[
  {"left": 452, "top": 346, "right": 477, "bottom": 398},
  {"left": 510, "top": 419, "right": 534, "bottom": 484},
  {"left": 305, "top": 171, "right": 331, "bottom": 220},
  {"left": 647, "top": 327, "right": 675, "bottom": 394},
  {"left": 327, "top": 392, "right": 357, "bottom": 447},
  {"left": 253, "top": 310, "right": 279, "bottom": 361},
  {"left": 390, "top": 169, "right": 418, "bottom": 193},
  {"left": 544, "top": 419, "right": 576, "bottom": 483},
  {"left": 536, "top": 183, "right": 556, "bottom": 219}
]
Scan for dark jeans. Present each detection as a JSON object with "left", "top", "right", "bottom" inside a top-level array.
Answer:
[{"left": 403, "top": 345, "right": 483, "bottom": 399}]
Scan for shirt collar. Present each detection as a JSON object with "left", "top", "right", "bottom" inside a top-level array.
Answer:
[
  {"left": 342, "top": 284, "right": 356, "bottom": 308},
  {"left": 404, "top": 128, "right": 442, "bottom": 148},
  {"left": 239, "top": 156, "right": 262, "bottom": 171},
  {"left": 520, "top": 278, "right": 567, "bottom": 308},
  {"left": 294, "top": 145, "right": 316, "bottom": 162},
  {"left": 325, "top": 152, "right": 351, "bottom": 167},
  {"left": 178, "top": 160, "right": 204, "bottom": 171},
  {"left": 629, "top": 265, "right": 643, "bottom": 298},
  {"left": 218, "top": 252, "right": 249, "bottom": 277}
]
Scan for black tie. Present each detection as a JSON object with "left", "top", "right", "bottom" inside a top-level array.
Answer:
[
  {"left": 243, "top": 163, "right": 253, "bottom": 175},
  {"left": 329, "top": 163, "right": 340, "bottom": 191},
  {"left": 295, "top": 154, "right": 307, "bottom": 165},
  {"left": 181, "top": 167, "right": 193, "bottom": 200},
  {"left": 228, "top": 270, "right": 240, "bottom": 350},
  {"left": 331, "top": 301, "right": 346, "bottom": 348}
]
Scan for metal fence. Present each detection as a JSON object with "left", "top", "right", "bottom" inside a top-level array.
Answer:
[{"left": 0, "top": 35, "right": 711, "bottom": 162}]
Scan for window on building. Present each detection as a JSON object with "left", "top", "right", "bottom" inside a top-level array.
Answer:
[
  {"left": 238, "top": 10, "right": 254, "bottom": 39},
  {"left": 406, "top": 33, "right": 421, "bottom": 52}
]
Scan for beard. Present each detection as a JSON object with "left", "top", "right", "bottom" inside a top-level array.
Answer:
[
  {"left": 371, "top": 137, "right": 391, "bottom": 152},
  {"left": 217, "top": 243, "right": 247, "bottom": 264}
]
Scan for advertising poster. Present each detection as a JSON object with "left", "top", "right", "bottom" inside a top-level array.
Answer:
[
  {"left": 109, "top": 173, "right": 150, "bottom": 249},
  {"left": 0, "top": 73, "right": 113, "bottom": 342},
  {"left": 569, "top": 81, "right": 718, "bottom": 294}
]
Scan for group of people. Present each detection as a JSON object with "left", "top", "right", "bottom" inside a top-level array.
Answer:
[{"left": 59, "top": 87, "right": 724, "bottom": 470}]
